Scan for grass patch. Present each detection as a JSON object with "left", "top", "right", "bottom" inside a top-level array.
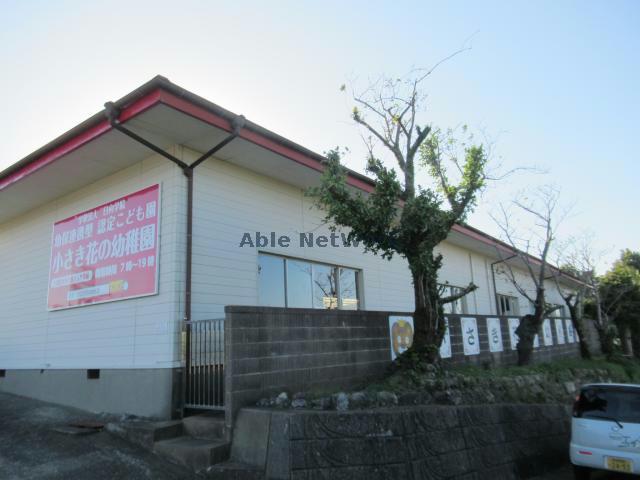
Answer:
[
  {"left": 448, "top": 356, "right": 640, "bottom": 383},
  {"left": 362, "top": 355, "right": 640, "bottom": 395}
]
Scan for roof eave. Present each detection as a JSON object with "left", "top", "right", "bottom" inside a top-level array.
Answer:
[{"left": 0, "top": 76, "right": 582, "bottom": 287}]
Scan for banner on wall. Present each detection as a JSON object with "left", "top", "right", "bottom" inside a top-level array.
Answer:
[
  {"left": 440, "top": 317, "right": 452, "bottom": 359},
  {"left": 565, "top": 319, "right": 575, "bottom": 343},
  {"left": 543, "top": 319, "right": 554, "bottom": 346},
  {"left": 554, "top": 318, "right": 566, "bottom": 344},
  {"left": 47, "top": 184, "right": 160, "bottom": 310},
  {"left": 508, "top": 318, "right": 520, "bottom": 350},
  {"left": 388, "top": 315, "right": 414, "bottom": 361},
  {"left": 486, "top": 317, "right": 503, "bottom": 353},
  {"left": 461, "top": 317, "right": 480, "bottom": 356}
]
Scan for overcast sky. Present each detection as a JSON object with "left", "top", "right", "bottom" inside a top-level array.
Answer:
[{"left": 1, "top": 0, "right": 638, "bottom": 272}]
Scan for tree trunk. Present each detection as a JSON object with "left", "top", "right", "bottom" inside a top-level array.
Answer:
[
  {"left": 631, "top": 326, "right": 640, "bottom": 360},
  {"left": 596, "top": 324, "right": 615, "bottom": 358},
  {"left": 567, "top": 302, "right": 591, "bottom": 360},
  {"left": 408, "top": 267, "right": 443, "bottom": 363},
  {"left": 620, "top": 325, "right": 632, "bottom": 355},
  {"left": 515, "top": 314, "right": 540, "bottom": 366},
  {"left": 515, "top": 289, "right": 547, "bottom": 366}
]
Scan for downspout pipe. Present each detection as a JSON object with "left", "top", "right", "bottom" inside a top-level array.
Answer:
[
  {"left": 490, "top": 254, "right": 518, "bottom": 315},
  {"left": 105, "top": 102, "right": 245, "bottom": 415},
  {"left": 105, "top": 101, "right": 245, "bottom": 324},
  {"left": 182, "top": 115, "right": 246, "bottom": 324}
]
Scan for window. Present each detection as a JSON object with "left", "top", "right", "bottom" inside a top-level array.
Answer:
[
  {"left": 440, "top": 284, "right": 469, "bottom": 314},
  {"left": 258, "top": 254, "right": 286, "bottom": 307},
  {"left": 497, "top": 294, "right": 519, "bottom": 316},
  {"left": 286, "top": 259, "right": 313, "bottom": 308},
  {"left": 338, "top": 267, "right": 359, "bottom": 310},
  {"left": 550, "top": 304, "right": 566, "bottom": 318},
  {"left": 313, "top": 263, "right": 338, "bottom": 309},
  {"left": 574, "top": 386, "right": 640, "bottom": 424},
  {"left": 258, "top": 253, "right": 361, "bottom": 310}
]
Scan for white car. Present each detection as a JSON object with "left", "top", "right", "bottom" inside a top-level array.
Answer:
[{"left": 571, "top": 383, "right": 640, "bottom": 478}]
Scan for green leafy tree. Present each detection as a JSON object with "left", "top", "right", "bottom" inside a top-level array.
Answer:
[
  {"left": 599, "top": 250, "right": 640, "bottom": 358},
  {"left": 310, "top": 68, "right": 490, "bottom": 363}
]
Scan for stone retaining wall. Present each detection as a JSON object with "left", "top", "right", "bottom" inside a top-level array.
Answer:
[{"left": 230, "top": 403, "right": 571, "bottom": 479}]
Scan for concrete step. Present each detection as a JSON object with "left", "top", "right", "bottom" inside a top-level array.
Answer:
[
  {"left": 204, "top": 461, "right": 265, "bottom": 480},
  {"left": 182, "top": 412, "right": 225, "bottom": 440},
  {"left": 154, "top": 436, "right": 230, "bottom": 472},
  {"left": 106, "top": 419, "right": 183, "bottom": 450}
]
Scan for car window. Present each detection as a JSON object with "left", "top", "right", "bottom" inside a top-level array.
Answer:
[{"left": 575, "top": 387, "right": 640, "bottom": 424}]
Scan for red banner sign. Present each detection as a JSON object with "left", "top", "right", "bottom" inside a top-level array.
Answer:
[{"left": 48, "top": 184, "right": 160, "bottom": 310}]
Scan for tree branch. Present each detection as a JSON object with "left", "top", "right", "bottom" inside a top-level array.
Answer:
[{"left": 439, "top": 282, "right": 478, "bottom": 305}]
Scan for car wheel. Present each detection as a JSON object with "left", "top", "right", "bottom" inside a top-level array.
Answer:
[{"left": 572, "top": 465, "right": 591, "bottom": 480}]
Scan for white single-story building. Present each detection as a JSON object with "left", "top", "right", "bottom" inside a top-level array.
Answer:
[{"left": 0, "top": 76, "right": 578, "bottom": 418}]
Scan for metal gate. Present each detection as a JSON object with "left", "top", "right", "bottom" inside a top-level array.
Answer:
[{"left": 184, "top": 318, "right": 225, "bottom": 410}]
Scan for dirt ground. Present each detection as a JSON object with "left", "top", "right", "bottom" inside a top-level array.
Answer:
[{"left": 0, "top": 392, "right": 197, "bottom": 480}]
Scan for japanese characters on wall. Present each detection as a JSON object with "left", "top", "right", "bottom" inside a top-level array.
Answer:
[
  {"left": 432, "top": 315, "right": 574, "bottom": 360},
  {"left": 508, "top": 317, "right": 520, "bottom": 351},
  {"left": 543, "top": 319, "right": 554, "bottom": 346},
  {"left": 486, "top": 317, "right": 503, "bottom": 352},
  {"left": 461, "top": 317, "right": 480, "bottom": 356},
  {"left": 47, "top": 185, "right": 160, "bottom": 310},
  {"left": 554, "top": 318, "right": 566, "bottom": 344},
  {"left": 440, "top": 318, "right": 452, "bottom": 359},
  {"left": 565, "top": 319, "right": 576, "bottom": 343}
]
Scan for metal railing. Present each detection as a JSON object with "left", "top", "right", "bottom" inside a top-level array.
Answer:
[{"left": 184, "top": 318, "right": 225, "bottom": 410}]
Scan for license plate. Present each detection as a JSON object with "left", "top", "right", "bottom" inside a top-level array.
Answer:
[{"left": 606, "top": 457, "right": 633, "bottom": 473}]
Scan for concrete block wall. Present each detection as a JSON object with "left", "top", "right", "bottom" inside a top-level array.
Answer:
[
  {"left": 223, "top": 306, "right": 399, "bottom": 431},
  {"left": 445, "top": 315, "right": 580, "bottom": 367},
  {"left": 223, "top": 306, "right": 580, "bottom": 431}
]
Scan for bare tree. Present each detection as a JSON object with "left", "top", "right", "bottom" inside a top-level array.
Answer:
[
  {"left": 552, "top": 234, "right": 617, "bottom": 357},
  {"left": 491, "top": 185, "right": 570, "bottom": 365},
  {"left": 551, "top": 237, "right": 594, "bottom": 359}
]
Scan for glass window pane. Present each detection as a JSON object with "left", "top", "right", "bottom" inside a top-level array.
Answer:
[
  {"left": 313, "top": 264, "right": 338, "bottom": 309},
  {"left": 442, "top": 286, "right": 467, "bottom": 315},
  {"left": 339, "top": 268, "right": 359, "bottom": 310},
  {"left": 286, "top": 260, "right": 313, "bottom": 308},
  {"left": 442, "top": 286, "right": 453, "bottom": 314},
  {"left": 451, "top": 287, "right": 460, "bottom": 314},
  {"left": 577, "top": 388, "right": 640, "bottom": 424},
  {"left": 258, "top": 254, "right": 285, "bottom": 307}
]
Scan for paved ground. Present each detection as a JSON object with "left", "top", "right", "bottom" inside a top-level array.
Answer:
[
  {"left": 0, "top": 392, "right": 198, "bottom": 480},
  {"left": 1, "top": 391, "right": 637, "bottom": 480}
]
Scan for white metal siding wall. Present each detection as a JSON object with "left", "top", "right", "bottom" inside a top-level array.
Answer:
[
  {"left": 492, "top": 263, "right": 567, "bottom": 315},
  {"left": 0, "top": 154, "right": 185, "bottom": 370},
  {"left": 188, "top": 150, "right": 415, "bottom": 319},
  {"left": 0, "top": 144, "right": 575, "bottom": 372},
  {"left": 188, "top": 149, "right": 553, "bottom": 320}
]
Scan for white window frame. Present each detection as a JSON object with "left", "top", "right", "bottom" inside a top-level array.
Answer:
[
  {"left": 440, "top": 284, "right": 469, "bottom": 315},
  {"left": 258, "top": 252, "right": 362, "bottom": 310},
  {"left": 497, "top": 294, "right": 519, "bottom": 316}
]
